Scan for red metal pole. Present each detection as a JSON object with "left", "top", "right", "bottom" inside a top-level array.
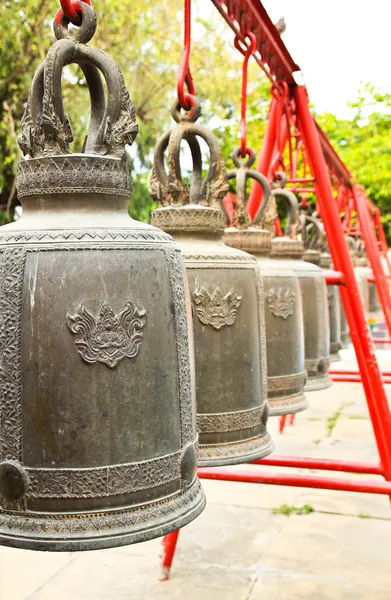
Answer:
[
  {"left": 247, "top": 96, "right": 278, "bottom": 219},
  {"left": 353, "top": 186, "right": 391, "bottom": 337},
  {"left": 197, "top": 468, "right": 391, "bottom": 495},
  {"left": 253, "top": 455, "right": 383, "bottom": 475},
  {"left": 294, "top": 85, "right": 391, "bottom": 483},
  {"left": 160, "top": 530, "right": 180, "bottom": 581}
]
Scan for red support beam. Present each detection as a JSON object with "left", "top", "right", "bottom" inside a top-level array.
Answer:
[
  {"left": 253, "top": 455, "right": 383, "bottom": 475},
  {"left": 198, "top": 468, "right": 391, "bottom": 495}
]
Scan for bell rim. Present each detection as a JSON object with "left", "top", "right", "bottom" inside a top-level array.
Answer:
[
  {"left": 268, "top": 392, "right": 309, "bottom": 416},
  {"left": 198, "top": 432, "right": 274, "bottom": 467},
  {"left": 304, "top": 373, "right": 333, "bottom": 392},
  {"left": 0, "top": 478, "right": 205, "bottom": 552}
]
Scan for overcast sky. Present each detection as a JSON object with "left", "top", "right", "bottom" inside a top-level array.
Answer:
[{"left": 260, "top": 1, "right": 391, "bottom": 117}]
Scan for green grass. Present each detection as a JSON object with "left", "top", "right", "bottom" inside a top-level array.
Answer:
[
  {"left": 272, "top": 504, "right": 315, "bottom": 516},
  {"left": 326, "top": 402, "right": 353, "bottom": 437},
  {"left": 357, "top": 513, "right": 372, "bottom": 519}
]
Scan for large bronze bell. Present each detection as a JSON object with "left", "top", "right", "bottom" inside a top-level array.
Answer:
[
  {"left": 223, "top": 153, "right": 307, "bottom": 416},
  {"left": 271, "top": 191, "right": 332, "bottom": 391},
  {"left": 150, "top": 103, "right": 273, "bottom": 466},
  {"left": 0, "top": 8, "right": 205, "bottom": 551}
]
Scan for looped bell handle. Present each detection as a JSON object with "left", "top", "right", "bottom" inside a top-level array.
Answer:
[
  {"left": 301, "top": 214, "right": 322, "bottom": 250},
  {"left": 20, "top": 13, "right": 138, "bottom": 159},
  {"left": 167, "top": 121, "right": 228, "bottom": 209},
  {"left": 149, "top": 128, "right": 203, "bottom": 207},
  {"left": 271, "top": 188, "right": 300, "bottom": 239},
  {"left": 227, "top": 165, "right": 270, "bottom": 230}
]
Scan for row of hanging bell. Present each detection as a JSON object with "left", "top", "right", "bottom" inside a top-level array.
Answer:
[
  {"left": 150, "top": 100, "right": 274, "bottom": 465},
  {"left": 221, "top": 156, "right": 307, "bottom": 416},
  {"left": 301, "top": 211, "right": 343, "bottom": 362},
  {"left": 269, "top": 192, "right": 332, "bottom": 392},
  {"left": 0, "top": 7, "right": 205, "bottom": 551}
]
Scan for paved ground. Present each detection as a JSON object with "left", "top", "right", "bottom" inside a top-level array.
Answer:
[{"left": 1, "top": 348, "right": 391, "bottom": 600}]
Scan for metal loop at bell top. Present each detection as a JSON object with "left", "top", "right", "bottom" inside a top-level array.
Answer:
[
  {"left": 271, "top": 170, "right": 288, "bottom": 189},
  {"left": 54, "top": 1, "right": 97, "bottom": 44},
  {"left": 231, "top": 146, "right": 256, "bottom": 169},
  {"left": 171, "top": 96, "right": 201, "bottom": 124}
]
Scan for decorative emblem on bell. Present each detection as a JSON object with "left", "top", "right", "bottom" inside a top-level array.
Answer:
[
  {"left": 270, "top": 189, "right": 332, "bottom": 392},
  {"left": 192, "top": 284, "right": 242, "bottom": 330},
  {"left": 223, "top": 159, "right": 307, "bottom": 416},
  {"left": 0, "top": 2, "right": 205, "bottom": 551},
  {"left": 150, "top": 99, "right": 273, "bottom": 466}
]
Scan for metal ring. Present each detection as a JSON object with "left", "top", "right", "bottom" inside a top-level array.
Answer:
[
  {"left": 231, "top": 146, "right": 256, "bottom": 168},
  {"left": 54, "top": 1, "right": 97, "bottom": 44},
  {"left": 171, "top": 96, "right": 201, "bottom": 124}
]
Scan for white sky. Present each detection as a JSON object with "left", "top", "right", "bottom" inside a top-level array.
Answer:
[{"left": 261, "top": 0, "right": 391, "bottom": 117}]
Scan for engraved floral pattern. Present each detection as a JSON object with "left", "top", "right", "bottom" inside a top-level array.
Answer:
[
  {"left": 67, "top": 301, "right": 146, "bottom": 368},
  {"left": 266, "top": 287, "right": 296, "bottom": 319},
  {"left": 0, "top": 249, "right": 26, "bottom": 461},
  {"left": 192, "top": 286, "right": 242, "bottom": 330}
]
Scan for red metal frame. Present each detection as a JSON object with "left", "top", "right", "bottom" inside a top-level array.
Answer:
[{"left": 160, "top": 0, "right": 391, "bottom": 579}]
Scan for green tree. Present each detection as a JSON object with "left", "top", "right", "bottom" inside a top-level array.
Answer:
[{"left": 316, "top": 83, "right": 391, "bottom": 242}]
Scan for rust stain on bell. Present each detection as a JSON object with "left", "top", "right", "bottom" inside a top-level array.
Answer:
[
  {"left": 150, "top": 100, "right": 273, "bottom": 466},
  {"left": 0, "top": 4, "right": 204, "bottom": 551}
]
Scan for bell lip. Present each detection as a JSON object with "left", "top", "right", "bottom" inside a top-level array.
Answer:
[
  {"left": 151, "top": 204, "right": 225, "bottom": 234},
  {"left": 329, "top": 351, "right": 343, "bottom": 362},
  {"left": 198, "top": 432, "right": 274, "bottom": 467},
  {"left": 268, "top": 392, "right": 309, "bottom": 416},
  {"left": 304, "top": 373, "right": 333, "bottom": 392},
  {"left": 0, "top": 478, "right": 205, "bottom": 552}
]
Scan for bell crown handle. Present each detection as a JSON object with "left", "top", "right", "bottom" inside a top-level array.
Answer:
[
  {"left": 150, "top": 102, "right": 229, "bottom": 213},
  {"left": 18, "top": 3, "right": 138, "bottom": 159},
  {"left": 271, "top": 188, "right": 300, "bottom": 239},
  {"left": 227, "top": 148, "right": 272, "bottom": 230}
]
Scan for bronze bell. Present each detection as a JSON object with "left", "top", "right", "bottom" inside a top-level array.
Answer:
[
  {"left": 0, "top": 7, "right": 205, "bottom": 551},
  {"left": 223, "top": 153, "right": 307, "bottom": 416},
  {"left": 271, "top": 191, "right": 332, "bottom": 391},
  {"left": 301, "top": 215, "right": 342, "bottom": 363},
  {"left": 150, "top": 103, "right": 273, "bottom": 466}
]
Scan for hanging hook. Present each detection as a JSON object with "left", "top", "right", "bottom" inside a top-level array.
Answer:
[
  {"left": 56, "top": 0, "right": 92, "bottom": 27},
  {"left": 177, "top": 0, "right": 196, "bottom": 113},
  {"left": 234, "top": 32, "right": 256, "bottom": 159}
]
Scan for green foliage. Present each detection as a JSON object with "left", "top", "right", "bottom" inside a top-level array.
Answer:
[
  {"left": 316, "top": 83, "right": 391, "bottom": 242},
  {"left": 128, "top": 174, "right": 156, "bottom": 223}
]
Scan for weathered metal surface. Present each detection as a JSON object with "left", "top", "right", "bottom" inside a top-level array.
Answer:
[
  {"left": 272, "top": 191, "right": 332, "bottom": 392},
  {"left": 0, "top": 7, "right": 205, "bottom": 551},
  {"left": 151, "top": 102, "right": 273, "bottom": 466},
  {"left": 223, "top": 160, "right": 307, "bottom": 416},
  {"left": 319, "top": 251, "right": 342, "bottom": 362}
]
